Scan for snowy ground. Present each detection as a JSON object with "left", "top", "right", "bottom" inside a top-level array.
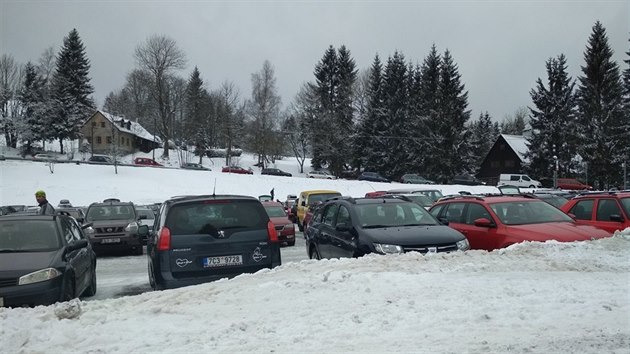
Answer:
[{"left": 1, "top": 151, "right": 629, "bottom": 353}]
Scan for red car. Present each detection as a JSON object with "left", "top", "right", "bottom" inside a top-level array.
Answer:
[
  {"left": 560, "top": 191, "right": 630, "bottom": 233},
  {"left": 221, "top": 166, "right": 253, "bottom": 174},
  {"left": 429, "top": 195, "right": 611, "bottom": 251},
  {"left": 556, "top": 178, "right": 592, "bottom": 190},
  {"left": 262, "top": 201, "right": 295, "bottom": 246},
  {"left": 134, "top": 157, "right": 162, "bottom": 167}
]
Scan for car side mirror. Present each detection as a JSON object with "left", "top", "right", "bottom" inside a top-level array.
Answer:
[
  {"left": 473, "top": 218, "right": 494, "bottom": 227},
  {"left": 138, "top": 224, "right": 149, "bottom": 236},
  {"left": 610, "top": 214, "right": 624, "bottom": 222},
  {"left": 438, "top": 217, "right": 449, "bottom": 226},
  {"left": 335, "top": 222, "right": 351, "bottom": 232},
  {"left": 65, "top": 239, "right": 88, "bottom": 256}
]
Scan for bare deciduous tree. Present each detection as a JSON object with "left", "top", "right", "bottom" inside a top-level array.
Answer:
[
  {"left": 247, "top": 60, "right": 281, "bottom": 167},
  {"left": 134, "top": 35, "right": 186, "bottom": 158},
  {"left": 0, "top": 54, "right": 23, "bottom": 148}
]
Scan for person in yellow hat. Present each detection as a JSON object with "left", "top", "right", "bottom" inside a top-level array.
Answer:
[{"left": 35, "top": 190, "right": 55, "bottom": 215}]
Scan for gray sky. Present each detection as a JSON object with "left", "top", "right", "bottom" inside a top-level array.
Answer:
[{"left": 2, "top": 0, "right": 628, "bottom": 122}]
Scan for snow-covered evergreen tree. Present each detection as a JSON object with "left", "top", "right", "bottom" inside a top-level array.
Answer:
[
  {"left": 527, "top": 54, "right": 577, "bottom": 179},
  {"left": 333, "top": 45, "right": 357, "bottom": 174},
  {"left": 310, "top": 45, "right": 337, "bottom": 170},
  {"left": 499, "top": 107, "right": 528, "bottom": 135},
  {"left": 356, "top": 54, "right": 385, "bottom": 172},
  {"left": 576, "top": 21, "right": 625, "bottom": 189},
  {"left": 468, "top": 111, "right": 499, "bottom": 173},
  {"left": 185, "top": 67, "right": 211, "bottom": 163},
  {"left": 50, "top": 28, "right": 95, "bottom": 154},
  {"left": 416, "top": 45, "right": 442, "bottom": 180}
]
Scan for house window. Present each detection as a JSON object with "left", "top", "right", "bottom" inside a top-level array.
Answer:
[
  {"left": 106, "top": 136, "right": 112, "bottom": 144},
  {"left": 100, "top": 122, "right": 105, "bottom": 128},
  {"left": 96, "top": 136, "right": 102, "bottom": 144},
  {"left": 91, "top": 121, "right": 96, "bottom": 127}
]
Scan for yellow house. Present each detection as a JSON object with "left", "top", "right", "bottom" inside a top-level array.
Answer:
[{"left": 80, "top": 111, "right": 161, "bottom": 155}]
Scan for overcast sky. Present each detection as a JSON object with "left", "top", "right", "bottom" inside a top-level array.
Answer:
[{"left": 2, "top": 1, "right": 628, "bottom": 122}]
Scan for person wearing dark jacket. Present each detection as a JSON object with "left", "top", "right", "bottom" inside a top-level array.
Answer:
[{"left": 35, "top": 190, "right": 55, "bottom": 215}]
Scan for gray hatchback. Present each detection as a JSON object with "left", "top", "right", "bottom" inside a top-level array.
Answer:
[{"left": 147, "top": 195, "right": 282, "bottom": 290}]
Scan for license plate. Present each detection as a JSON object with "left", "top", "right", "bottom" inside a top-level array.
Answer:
[
  {"left": 101, "top": 238, "right": 121, "bottom": 244},
  {"left": 203, "top": 255, "right": 243, "bottom": 268}
]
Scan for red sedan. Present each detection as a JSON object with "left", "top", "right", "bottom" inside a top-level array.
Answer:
[
  {"left": 262, "top": 201, "right": 296, "bottom": 246},
  {"left": 221, "top": 166, "right": 253, "bottom": 174},
  {"left": 134, "top": 157, "right": 162, "bottom": 167}
]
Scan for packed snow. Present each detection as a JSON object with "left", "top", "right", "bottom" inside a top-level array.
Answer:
[{"left": 0, "top": 152, "right": 629, "bottom": 353}]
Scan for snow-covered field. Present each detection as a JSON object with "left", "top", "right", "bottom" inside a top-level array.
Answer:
[{"left": 1, "top": 151, "right": 629, "bottom": 353}]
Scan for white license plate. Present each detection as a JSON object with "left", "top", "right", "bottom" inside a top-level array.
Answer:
[
  {"left": 101, "top": 238, "right": 121, "bottom": 244},
  {"left": 203, "top": 255, "right": 243, "bottom": 268}
]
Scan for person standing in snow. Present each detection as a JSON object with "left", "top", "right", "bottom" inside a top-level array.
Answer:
[{"left": 35, "top": 190, "right": 55, "bottom": 215}]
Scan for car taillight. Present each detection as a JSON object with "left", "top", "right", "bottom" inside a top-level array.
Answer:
[
  {"left": 157, "top": 227, "right": 171, "bottom": 251},
  {"left": 267, "top": 221, "right": 278, "bottom": 242}
]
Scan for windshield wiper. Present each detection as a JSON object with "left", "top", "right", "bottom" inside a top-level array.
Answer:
[
  {"left": 399, "top": 223, "right": 437, "bottom": 227},
  {"left": 363, "top": 224, "right": 391, "bottom": 229},
  {"left": 0, "top": 249, "right": 21, "bottom": 253}
]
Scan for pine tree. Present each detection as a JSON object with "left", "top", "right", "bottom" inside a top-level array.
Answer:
[
  {"left": 356, "top": 54, "right": 385, "bottom": 172},
  {"left": 18, "top": 62, "right": 46, "bottom": 155},
  {"left": 416, "top": 45, "right": 442, "bottom": 180},
  {"left": 50, "top": 28, "right": 95, "bottom": 154},
  {"left": 576, "top": 21, "right": 624, "bottom": 189},
  {"left": 527, "top": 55, "right": 577, "bottom": 179},
  {"left": 185, "top": 67, "right": 211, "bottom": 163},
  {"left": 310, "top": 45, "right": 337, "bottom": 170},
  {"left": 469, "top": 111, "right": 499, "bottom": 173},
  {"left": 333, "top": 45, "right": 357, "bottom": 174}
]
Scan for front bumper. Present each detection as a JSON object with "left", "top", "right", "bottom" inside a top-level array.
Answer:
[{"left": 0, "top": 276, "right": 64, "bottom": 307}]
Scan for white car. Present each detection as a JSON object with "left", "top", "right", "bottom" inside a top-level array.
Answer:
[
  {"left": 306, "top": 170, "right": 336, "bottom": 179},
  {"left": 33, "top": 154, "right": 57, "bottom": 161}
]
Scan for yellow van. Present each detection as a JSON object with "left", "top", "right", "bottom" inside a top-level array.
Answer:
[{"left": 296, "top": 190, "right": 341, "bottom": 231}]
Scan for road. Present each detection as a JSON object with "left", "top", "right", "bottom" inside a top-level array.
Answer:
[{"left": 89, "top": 232, "right": 309, "bottom": 301}]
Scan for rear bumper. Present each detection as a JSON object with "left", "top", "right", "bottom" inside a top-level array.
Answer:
[{"left": 0, "top": 277, "right": 63, "bottom": 307}]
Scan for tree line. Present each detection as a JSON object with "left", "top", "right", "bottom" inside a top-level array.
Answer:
[{"left": 1, "top": 21, "right": 628, "bottom": 187}]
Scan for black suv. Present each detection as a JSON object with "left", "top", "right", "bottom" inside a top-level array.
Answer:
[
  {"left": 261, "top": 168, "right": 292, "bottom": 177},
  {"left": 147, "top": 195, "right": 282, "bottom": 290},
  {"left": 451, "top": 174, "right": 486, "bottom": 186},
  {"left": 305, "top": 197, "right": 469, "bottom": 260},
  {"left": 84, "top": 199, "right": 147, "bottom": 255},
  {"left": 0, "top": 212, "right": 98, "bottom": 307}
]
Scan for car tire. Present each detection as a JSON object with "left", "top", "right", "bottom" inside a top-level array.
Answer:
[
  {"left": 310, "top": 247, "right": 321, "bottom": 260},
  {"left": 82, "top": 267, "right": 97, "bottom": 297},
  {"left": 529, "top": 185, "right": 535, "bottom": 188},
  {"left": 309, "top": 176, "right": 314, "bottom": 178},
  {"left": 132, "top": 245, "right": 143, "bottom": 256},
  {"left": 148, "top": 260, "right": 162, "bottom": 290},
  {"left": 60, "top": 275, "right": 75, "bottom": 302},
  {"left": 288, "top": 240, "right": 295, "bottom": 246}
]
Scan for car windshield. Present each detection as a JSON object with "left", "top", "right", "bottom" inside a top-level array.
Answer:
[
  {"left": 308, "top": 193, "right": 341, "bottom": 205},
  {"left": 356, "top": 203, "right": 439, "bottom": 228},
  {"left": 264, "top": 206, "right": 287, "bottom": 217},
  {"left": 86, "top": 205, "right": 136, "bottom": 221},
  {"left": 0, "top": 220, "right": 60, "bottom": 252},
  {"left": 165, "top": 200, "right": 268, "bottom": 236},
  {"left": 489, "top": 201, "right": 573, "bottom": 225}
]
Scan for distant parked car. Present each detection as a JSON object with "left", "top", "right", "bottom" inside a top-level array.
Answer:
[
  {"left": 400, "top": 174, "right": 435, "bottom": 184},
  {"left": 147, "top": 195, "right": 282, "bottom": 290},
  {"left": 33, "top": 154, "right": 57, "bottom": 161},
  {"left": 451, "top": 174, "right": 486, "bottom": 186},
  {"left": 261, "top": 168, "right": 292, "bottom": 177},
  {"left": 262, "top": 201, "right": 296, "bottom": 246},
  {"left": 0, "top": 213, "right": 98, "bottom": 307},
  {"left": 88, "top": 155, "right": 114, "bottom": 164},
  {"left": 497, "top": 174, "right": 542, "bottom": 188},
  {"left": 181, "top": 162, "right": 210, "bottom": 171},
  {"left": 135, "top": 206, "right": 156, "bottom": 244},
  {"left": 429, "top": 194, "right": 611, "bottom": 251},
  {"left": 358, "top": 171, "right": 390, "bottom": 183},
  {"left": 134, "top": 157, "right": 162, "bottom": 167},
  {"left": 57, "top": 199, "right": 73, "bottom": 208},
  {"left": 383, "top": 193, "right": 434, "bottom": 210},
  {"left": 556, "top": 178, "right": 592, "bottom": 190},
  {"left": 221, "top": 165, "right": 253, "bottom": 174},
  {"left": 386, "top": 188, "right": 444, "bottom": 203},
  {"left": 305, "top": 197, "right": 469, "bottom": 260},
  {"left": 306, "top": 170, "right": 336, "bottom": 179}
]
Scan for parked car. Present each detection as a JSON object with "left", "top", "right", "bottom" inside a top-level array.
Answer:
[
  {"left": 383, "top": 194, "right": 434, "bottom": 210},
  {"left": 136, "top": 206, "right": 157, "bottom": 244},
  {"left": 221, "top": 165, "right": 253, "bottom": 174},
  {"left": 305, "top": 197, "right": 469, "bottom": 260},
  {"left": 181, "top": 162, "right": 210, "bottom": 171},
  {"left": 284, "top": 196, "right": 298, "bottom": 223},
  {"left": 0, "top": 213, "right": 98, "bottom": 307},
  {"left": 57, "top": 199, "right": 73, "bottom": 208},
  {"left": 365, "top": 191, "right": 387, "bottom": 198},
  {"left": 88, "top": 155, "right": 114, "bottom": 165},
  {"left": 306, "top": 170, "right": 336, "bottom": 179},
  {"left": 560, "top": 191, "right": 630, "bottom": 233},
  {"left": 261, "top": 168, "right": 292, "bottom": 177},
  {"left": 358, "top": 171, "right": 390, "bottom": 183},
  {"left": 531, "top": 192, "right": 569, "bottom": 209},
  {"left": 84, "top": 200, "right": 147, "bottom": 255},
  {"left": 262, "top": 201, "right": 296, "bottom": 246},
  {"left": 296, "top": 190, "right": 342, "bottom": 231},
  {"left": 497, "top": 174, "right": 542, "bottom": 188},
  {"left": 400, "top": 174, "right": 435, "bottom": 184},
  {"left": 429, "top": 194, "right": 611, "bottom": 251},
  {"left": 497, "top": 185, "right": 521, "bottom": 195},
  {"left": 556, "top": 178, "right": 592, "bottom": 190},
  {"left": 386, "top": 188, "right": 444, "bottom": 203},
  {"left": 33, "top": 153, "right": 57, "bottom": 161},
  {"left": 134, "top": 157, "right": 162, "bottom": 167},
  {"left": 61, "top": 207, "right": 86, "bottom": 223},
  {"left": 450, "top": 174, "right": 486, "bottom": 186},
  {"left": 147, "top": 195, "right": 282, "bottom": 290}
]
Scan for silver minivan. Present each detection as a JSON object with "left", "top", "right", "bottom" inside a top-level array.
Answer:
[{"left": 497, "top": 174, "right": 542, "bottom": 188}]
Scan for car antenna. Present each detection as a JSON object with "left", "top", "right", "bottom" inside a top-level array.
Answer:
[{"left": 212, "top": 178, "right": 216, "bottom": 197}]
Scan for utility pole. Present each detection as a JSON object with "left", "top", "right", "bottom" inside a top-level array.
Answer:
[
  {"left": 623, "top": 161, "right": 627, "bottom": 190},
  {"left": 553, "top": 155, "right": 558, "bottom": 189}
]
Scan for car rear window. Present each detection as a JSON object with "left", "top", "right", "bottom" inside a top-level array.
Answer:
[
  {"left": 166, "top": 200, "right": 268, "bottom": 235},
  {"left": 0, "top": 220, "right": 60, "bottom": 251},
  {"left": 308, "top": 193, "right": 341, "bottom": 205},
  {"left": 264, "top": 205, "right": 287, "bottom": 217},
  {"left": 86, "top": 205, "right": 136, "bottom": 221}
]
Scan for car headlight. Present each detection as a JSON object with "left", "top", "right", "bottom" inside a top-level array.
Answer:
[
  {"left": 374, "top": 243, "right": 404, "bottom": 254},
  {"left": 18, "top": 268, "right": 62, "bottom": 285},
  {"left": 456, "top": 238, "right": 470, "bottom": 251},
  {"left": 125, "top": 222, "right": 139, "bottom": 233}
]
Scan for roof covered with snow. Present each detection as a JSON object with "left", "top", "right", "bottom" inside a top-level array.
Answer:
[
  {"left": 96, "top": 110, "right": 161, "bottom": 144},
  {"left": 502, "top": 134, "right": 529, "bottom": 163}
]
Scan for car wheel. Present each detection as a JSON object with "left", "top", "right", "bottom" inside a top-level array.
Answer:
[
  {"left": 60, "top": 275, "right": 75, "bottom": 302},
  {"left": 82, "top": 266, "right": 97, "bottom": 297},
  {"left": 310, "top": 247, "right": 321, "bottom": 260},
  {"left": 529, "top": 185, "right": 535, "bottom": 188},
  {"left": 297, "top": 219, "right": 304, "bottom": 232},
  {"left": 309, "top": 176, "right": 314, "bottom": 178},
  {"left": 288, "top": 240, "right": 296, "bottom": 246}
]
